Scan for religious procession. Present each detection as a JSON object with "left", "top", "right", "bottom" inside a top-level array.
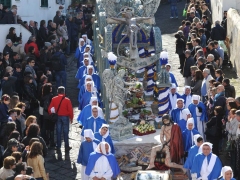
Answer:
[{"left": 0, "top": 0, "right": 240, "bottom": 180}]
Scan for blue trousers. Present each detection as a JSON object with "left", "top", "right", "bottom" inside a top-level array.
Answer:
[
  {"left": 55, "top": 70, "right": 67, "bottom": 88},
  {"left": 56, "top": 116, "right": 70, "bottom": 148},
  {"left": 171, "top": 5, "right": 178, "bottom": 17}
]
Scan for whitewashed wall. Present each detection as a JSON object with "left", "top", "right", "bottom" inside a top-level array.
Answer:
[
  {"left": 12, "top": 0, "right": 71, "bottom": 25},
  {"left": 0, "top": 24, "right": 32, "bottom": 53},
  {"left": 227, "top": 8, "right": 240, "bottom": 76}
]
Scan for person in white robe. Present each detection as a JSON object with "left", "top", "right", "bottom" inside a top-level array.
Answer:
[{"left": 182, "top": 86, "right": 192, "bottom": 108}]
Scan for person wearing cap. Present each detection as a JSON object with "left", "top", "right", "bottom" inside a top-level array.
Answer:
[
  {"left": 184, "top": 135, "right": 203, "bottom": 179},
  {"left": 219, "top": 166, "right": 236, "bottom": 180},
  {"left": 79, "top": 65, "right": 100, "bottom": 92},
  {"left": 165, "top": 64, "right": 178, "bottom": 87},
  {"left": 191, "top": 142, "right": 222, "bottom": 180},
  {"left": 188, "top": 95, "right": 207, "bottom": 138},
  {"left": 75, "top": 58, "right": 90, "bottom": 80},
  {"left": 168, "top": 83, "right": 181, "bottom": 112},
  {"left": 94, "top": 124, "right": 115, "bottom": 154},
  {"left": 77, "top": 129, "right": 100, "bottom": 180},
  {"left": 182, "top": 86, "right": 192, "bottom": 108},
  {"left": 183, "top": 50, "right": 195, "bottom": 86},
  {"left": 85, "top": 142, "right": 120, "bottom": 180},
  {"left": 81, "top": 106, "right": 106, "bottom": 137},
  {"left": 147, "top": 114, "right": 186, "bottom": 172},
  {"left": 48, "top": 86, "right": 73, "bottom": 151},
  {"left": 182, "top": 118, "right": 200, "bottom": 152},
  {"left": 77, "top": 96, "right": 103, "bottom": 127},
  {"left": 24, "top": 35, "right": 39, "bottom": 58}
]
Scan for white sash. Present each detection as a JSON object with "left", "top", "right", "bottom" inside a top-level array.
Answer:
[
  {"left": 169, "top": 94, "right": 177, "bottom": 109},
  {"left": 199, "top": 154, "right": 217, "bottom": 180}
]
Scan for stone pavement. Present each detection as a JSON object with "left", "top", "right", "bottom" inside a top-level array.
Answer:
[{"left": 44, "top": 1, "right": 239, "bottom": 180}]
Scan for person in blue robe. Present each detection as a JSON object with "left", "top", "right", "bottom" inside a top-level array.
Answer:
[
  {"left": 77, "top": 129, "right": 100, "bottom": 180},
  {"left": 181, "top": 86, "right": 192, "bottom": 108},
  {"left": 78, "top": 78, "right": 98, "bottom": 101},
  {"left": 169, "top": 83, "right": 182, "bottom": 112},
  {"left": 219, "top": 166, "right": 236, "bottom": 180},
  {"left": 166, "top": 64, "right": 178, "bottom": 87},
  {"left": 171, "top": 99, "right": 190, "bottom": 132},
  {"left": 82, "top": 34, "right": 94, "bottom": 54},
  {"left": 94, "top": 124, "right": 115, "bottom": 154},
  {"left": 184, "top": 134, "right": 204, "bottom": 179},
  {"left": 182, "top": 118, "right": 200, "bottom": 152},
  {"left": 81, "top": 106, "right": 107, "bottom": 136},
  {"left": 75, "top": 38, "right": 86, "bottom": 68},
  {"left": 78, "top": 81, "right": 101, "bottom": 110},
  {"left": 188, "top": 95, "right": 207, "bottom": 139},
  {"left": 75, "top": 58, "right": 90, "bottom": 80},
  {"left": 77, "top": 96, "right": 104, "bottom": 126},
  {"left": 79, "top": 65, "right": 101, "bottom": 91},
  {"left": 79, "top": 52, "right": 94, "bottom": 67},
  {"left": 191, "top": 142, "right": 222, "bottom": 180},
  {"left": 85, "top": 142, "right": 120, "bottom": 180}
]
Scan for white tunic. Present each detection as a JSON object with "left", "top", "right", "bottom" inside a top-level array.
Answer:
[
  {"left": 196, "top": 107, "right": 206, "bottom": 140},
  {"left": 89, "top": 155, "right": 113, "bottom": 180}
]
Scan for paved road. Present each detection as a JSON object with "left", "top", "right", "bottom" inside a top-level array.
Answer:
[{"left": 45, "top": 1, "right": 237, "bottom": 179}]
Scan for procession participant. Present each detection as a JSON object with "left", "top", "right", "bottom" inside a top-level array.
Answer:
[
  {"left": 79, "top": 65, "right": 100, "bottom": 92},
  {"left": 81, "top": 106, "right": 106, "bottom": 137},
  {"left": 184, "top": 135, "right": 204, "bottom": 178},
  {"left": 94, "top": 124, "right": 115, "bottom": 154},
  {"left": 75, "top": 38, "right": 86, "bottom": 68},
  {"left": 85, "top": 142, "right": 120, "bottom": 180},
  {"left": 188, "top": 95, "right": 207, "bottom": 138},
  {"left": 82, "top": 34, "right": 94, "bottom": 54},
  {"left": 77, "top": 129, "right": 100, "bottom": 180},
  {"left": 78, "top": 76, "right": 98, "bottom": 101},
  {"left": 171, "top": 98, "right": 189, "bottom": 132},
  {"left": 75, "top": 58, "right": 90, "bottom": 80},
  {"left": 77, "top": 97, "right": 104, "bottom": 127},
  {"left": 169, "top": 83, "right": 181, "bottom": 113},
  {"left": 191, "top": 142, "right": 222, "bottom": 180},
  {"left": 181, "top": 86, "right": 192, "bottom": 108},
  {"left": 78, "top": 81, "right": 101, "bottom": 110},
  {"left": 79, "top": 52, "right": 94, "bottom": 67},
  {"left": 147, "top": 114, "right": 186, "bottom": 173},
  {"left": 182, "top": 118, "right": 200, "bottom": 152},
  {"left": 219, "top": 166, "right": 236, "bottom": 180},
  {"left": 165, "top": 64, "right": 178, "bottom": 86}
]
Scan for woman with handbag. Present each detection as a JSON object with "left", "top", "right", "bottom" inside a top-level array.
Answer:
[{"left": 205, "top": 106, "right": 224, "bottom": 156}]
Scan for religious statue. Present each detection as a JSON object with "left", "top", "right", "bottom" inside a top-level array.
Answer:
[
  {"left": 107, "top": 7, "right": 154, "bottom": 60},
  {"left": 147, "top": 114, "right": 186, "bottom": 173}
]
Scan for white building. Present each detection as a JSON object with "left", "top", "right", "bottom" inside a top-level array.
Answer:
[{"left": 0, "top": 0, "right": 72, "bottom": 52}]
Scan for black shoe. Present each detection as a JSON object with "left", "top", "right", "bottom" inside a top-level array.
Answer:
[{"left": 65, "top": 146, "right": 72, "bottom": 151}]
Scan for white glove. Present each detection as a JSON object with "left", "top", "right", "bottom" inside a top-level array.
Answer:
[{"left": 50, "top": 107, "right": 55, "bottom": 113}]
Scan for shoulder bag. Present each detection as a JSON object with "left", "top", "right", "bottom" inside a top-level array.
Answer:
[{"left": 50, "top": 96, "right": 65, "bottom": 123}]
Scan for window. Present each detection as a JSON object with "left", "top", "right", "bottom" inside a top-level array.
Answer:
[
  {"left": 0, "top": 0, "right": 11, "bottom": 8},
  {"left": 40, "top": 0, "right": 48, "bottom": 7}
]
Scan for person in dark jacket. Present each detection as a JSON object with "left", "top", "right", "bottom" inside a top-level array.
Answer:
[
  {"left": 0, "top": 8, "right": 17, "bottom": 24},
  {"left": 21, "top": 123, "right": 48, "bottom": 157},
  {"left": 66, "top": 15, "right": 79, "bottom": 51},
  {"left": 1, "top": 138, "right": 19, "bottom": 164},
  {"left": 212, "top": 85, "right": 226, "bottom": 111},
  {"left": 202, "top": 15, "right": 211, "bottom": 40},
  {"left": 38, "top": 20, "right": 48, "bottom": 49},
  {"left": 191, "top": 70, "right": 203, "bottom": 96},
  {"left": 6, "top": 27, "right": 18, "bottom": 43},
  {"left": 3, "top": 39, "right": 13, "bottom": 60},
  {"left": 12, "top": 63, "right": 24, "bottom": 99},
  {"left": 183, "top": 50, "right": 195, "bottom": 86},
  {"left": 175, "top": 33, "right": 185, "bottom": 70},
  {"left": 197, "top": 57, "right": 206, "bottom": 72},
  {"left": 222, "top": 78, "right": 236, "bottom": 98},
  {"left": 0, "top": 4, "right": 3, "bottom": 20},
  {"left": 2, "top": 66, "right": 17, "bottom": 96},
  {"left": 0, "top": 94, "right": 10, "bottom": 132},
  {"left": 210, "top": 21, "right": 226, "bottom": 41},
  {"left": 53, "top": 10, "right": 62, "bottom": 28},
  {"left": 206, "top": 106, "right": 224, "bottom": 156},
  {"left": 52, "top": 46, "right": 67, "bottom": 88}
]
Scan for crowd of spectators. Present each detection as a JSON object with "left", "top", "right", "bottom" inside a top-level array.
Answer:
[{"left": 0, "top": 3, "right": 94, "bottom": 180}]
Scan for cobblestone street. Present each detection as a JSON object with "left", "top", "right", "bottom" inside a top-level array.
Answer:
[{"left": 44, "top": 1, "right": 239, "bottom": 180}]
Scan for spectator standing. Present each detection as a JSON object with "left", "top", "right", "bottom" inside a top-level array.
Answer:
[
  {"left": 48, "top": 86, "right": 73, "bottom": 151},
  {"left": 212, "top": 85, "right": 226, "bottom": 111},
  {"left": 66, "top": 15, "right": 78, "bottom": 52},
  {"left": 201, "top": 3, "right": 212, "bottom": 24},
  {"left": 222, "top": 78, "right": 236, "bottom": 98},
  {"left": 191, "top": 70, "right": 203, "bottom": 96},
  {"left": 1, "top": 66, "right": 17, "bottom": 96},
  {"left": 24, "top": 58, "right": 37, "bottom": 87},
  {"left": 169, "top": 0, "right": 178, "bottom": 19},
  {"left": 53, "top": 10, "right": 62, "bottom": 28},
  {"left": 183, "top": 50, "right": 195, "bottom": 86},
  {"left": 6, "top": 27, "right": 18, "bottom": 43},
  {"left": 3, "top": 39, "right": 13, "bottom": 60},
  {"left": 11, "top": 37, "right": 26, "bottom": 60},
  {"left": 57, "top": 20, "right": 70, "bottom": 56},
  {"left": 28, "top": 20, "right": 37, "bottom": 37},
  {"left": 175, "top": 33, "right": 185, "bottom": 70},
  {"left": 201, "top": 68, "right": 213, "bottom": 102},
  {"left": 202, "top": 15, "right": 211, "bottom": 40},
  {"left": 51, "top": 46, "right": 67, "bottom": 88},
  {"left": 24, "top": 36, "right": 40, "bottom": 58},
  {"left": 0, "top": 8, "right": 17, "bottom": 24},
  {"left": 38, "top": 20, "right": 48, "bottom": 49},
  {"left": 211, "top": 21, "right": 226, "bottom": 41},
  {"left": 0, "top": 4, "right": 3, "bottom": 19},
  {"left": 0, "top": 156, "right": 16, "bottom": 180}
]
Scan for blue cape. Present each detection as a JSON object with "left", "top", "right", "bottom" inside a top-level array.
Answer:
[
  {"left": 77, "top": 104, "right": 92, "bottom": 126},
  {"left": 171, "top": 108, "right": 186, "bottom": 132},
  {"left": 75, "top": 65, "right": 87, "bottom": 80},
  {"left": 94, "top": 132, "right": 115, "bottom": 154},
  {"left": 182, "top": 129, "right": 200, "bottom": 151},
  {"left": 77, "top": 139, "right": 100, "bottom": 166},
  {"left": 191, "top": 153, "right": 222, "bottom": 179},
  {"left": 169, "top": 72, "right": 178, "bottom": 87},
  {"left": 79, "top": 73, "right": 101, "bottom": 91},
  {"left": 188, "top": 102, "right": 207, "bottom": 130},
  {"left": 184, "top": 145, "right": 199, "bottom": 170},
  {"left": 81, "top": 116, "right": 107, "bottom": 136},
  {"left": 169, "top": 93, "right": 182, "bottom": 110},
  {"left": 75, "top": 46, "right": 86, "bottom": 68},
  {"left": 85, "top": 152, "right": 120, "bottom": 178}
]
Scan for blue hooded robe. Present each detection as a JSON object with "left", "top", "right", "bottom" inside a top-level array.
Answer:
[
  {"left": 182, "top": 129, "right": 200, "bottom": 152},
  {"left": 79, "top": 74, "right": 101, "bottom": 91},
  {"left": 81, "top": 116, "right": 107, "bottom": 136},
  {"left": 94, "top": 132, "right": 115, "bottom": 154},
  {"left": 184, "top": 145, "right": 200, "bottom": 170},
  {"left": 171, "top": 108, "right": 186, "bottom": 132}
]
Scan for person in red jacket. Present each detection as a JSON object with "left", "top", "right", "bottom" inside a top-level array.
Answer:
[
  {"left": 48, "top": 86, "right": 73, "bottom": 151},
  {"left": 24, "top": 35, "right": 40, "bottom": 58}
]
